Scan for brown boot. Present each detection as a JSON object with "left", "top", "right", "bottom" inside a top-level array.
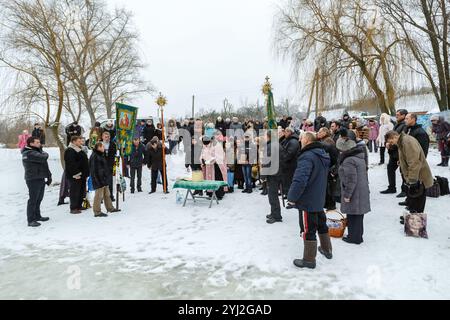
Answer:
[
  {"left": 318, "top": 233, "right": 333, "bottom": 260},
  {"left": 293, "top": 240, "right": 317, "bottom": 269},
  {"left": 70, "top": 209, "right": 82, "bottom": 215}
]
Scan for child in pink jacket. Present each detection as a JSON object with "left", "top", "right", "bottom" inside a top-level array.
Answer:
[{"left": 17, "top": 130, "right": 31, "bottom": 150}]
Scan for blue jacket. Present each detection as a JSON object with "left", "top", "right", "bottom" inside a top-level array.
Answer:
[{"left": 288, "top": 142, "right": 330, "bottom": 212}]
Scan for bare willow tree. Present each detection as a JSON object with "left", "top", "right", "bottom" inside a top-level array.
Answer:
[
  {"left": 0, "top": 0, "right": 68, "bottom": 165},
  {"left": 378, "top": 0, "right": 450, "bottom": 111},
  {"left": 93, "top": 17, "right": 153, "bottom": 120},
  {"left": 0, "top": 0, "right": 151, "bottom": 167},
  {"left": 59, "top": 0, "right": 152, "bottom": 126},
  {"left": 275, "top": 0, "right": 403, "bottom": 115}
]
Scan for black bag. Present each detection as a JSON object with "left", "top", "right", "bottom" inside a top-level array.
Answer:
[
  {"left": 426, "top": 180, "right": 441, "bottom": 198},
  {"left": 436, "top": 176, "right": 450, "bottom": 196}
]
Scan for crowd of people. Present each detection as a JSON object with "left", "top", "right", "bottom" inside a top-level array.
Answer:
[{"left": 20, "top": 111, "right": 450, "bottom": 270}]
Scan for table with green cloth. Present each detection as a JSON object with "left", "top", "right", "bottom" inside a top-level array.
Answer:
[{"left": 173, "top": 180, "right": 228, "bottom": 208}]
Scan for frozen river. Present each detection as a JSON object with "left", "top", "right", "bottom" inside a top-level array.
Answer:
[{"left": 1, "top": 247, "right": 359, "bottom": 300}]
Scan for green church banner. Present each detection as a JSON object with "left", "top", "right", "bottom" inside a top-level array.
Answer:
[{"left": 116, "top": 103, "right": 138, "bottom": 156}]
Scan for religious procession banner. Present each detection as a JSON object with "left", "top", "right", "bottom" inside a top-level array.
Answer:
[
  {"left": 262, "top": 78, "right": 278, "bottom": 129},
  {"left": 116, "top": 103, "right": 138, "bottom": 156}
]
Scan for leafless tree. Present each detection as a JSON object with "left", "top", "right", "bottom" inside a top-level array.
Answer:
[
  {"left": 275, "top": 0, "right": 403, "bottom": 115},
  {"left": 0, "top": 0, "right": 68, "bottom": 165},
  {"left": 378, "top": 0, "right": 450, "bottom": 111}
]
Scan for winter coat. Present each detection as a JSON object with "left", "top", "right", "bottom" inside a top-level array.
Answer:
[
  {"left": 321, "top": 138, "right": 339, "bottom": 168},
  {"left": 377, "top": 122, "right": 394, "bottom": 147},
  {"left": 66, "top": 124, "right": 82, "bottom": 144},
  {"left": 215, "top": 120, "right": 227, "bottom": 136},
  {"left": 406, "top": 124, "right": 430, "bottom": 157},
  {"left": 341, "top": 114, "right": 351, "bottom": 129},
  {"left": 167, "top": 126, "right": 179, "bottom": 141},
  {"left": 102, "top": 141, "right": 117, "bottom": 172},
  {"left": 126, "top": 143, "right": 146, "bottom": 168},
  {"left": 261, "top": 140, "right": 282, "bottom": 177},
  {"left": 287, "top": 142, "right": 330, "bottom": 212},
  {"left": 32, "top": 128, "right": 46, "bottom": 145},
  {"left": 278, "top": 119, "right": 289, "bottom": 129},
  {"left": 338, "top": 147, "right": 371, "bottom": 216},
  {"left": 314, "top": 116, "right": 328, "bottom": 132},
  {"left": 432, "top": 118, "right": 450, "bottom": 141},
  {"left": 18, "top": 133, "right": 31, "bottom": 150},
  {"left": 145, "top": 142, "right": 170, "bottom": 171},
  {"left": 398, "top": 133, "right": 433, "bottom": 189},
  {"left": 64, "top": 144, "right": 89, "bottom": 180},
  {"left": 22, "top": 146, "right": 52, "bottom": 181},
  {"left": 134, "top": 124, "right": 146, "bottom": 139},
  {"left": 368, "top": 122, "right": 379, "bottom": 141},
  {"left": 229, "top": 122, "right": 244, "bottom": 138},
  {"left": 103, "top": 125, "right": 116, "bottom": 141},
  {"left": 237, "top": 140, "right": 257, "bottom": 165},
  {"left": 89, "top": 150, "right": 109, "bottom": 190},
  {"left": 200, "top": 142, "right": 228, "bottom": 187},
  {"left": 143, "top": 124, "right": 156, "bottom": 144},
  {"left": 280, "top": 134, "right": 300, "bottom": 175},
  {"left": 356, "top": 126, "right": 370, "bottom": 141}
]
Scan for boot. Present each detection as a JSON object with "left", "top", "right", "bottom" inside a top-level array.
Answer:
[
  {"left": 380, "top": 187, "right": 396, "bottom": 194},
  {"left": 443, "top": 158, "right": 449, "bottom": 167},
  {"left": 293, "top": 240, "right": 317, "bottom": 269},
  {"left": 318, "top": 233, "right": 333, "bottom": 260},
  {"left": 437, "top": 157, "right": 445, "bottom": 166}
]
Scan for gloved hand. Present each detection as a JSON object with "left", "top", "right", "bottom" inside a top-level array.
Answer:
[
  {"left": 286, "top": 202, "right": 296, "bottom": 210},
  {"left": 46, "top": 177, "right": 52, "bottom": 186},
  {"left": 408, "top": 181, "right": 420, "bottom": 192}
]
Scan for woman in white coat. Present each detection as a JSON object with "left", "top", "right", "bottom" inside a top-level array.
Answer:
[{"left": 376, "top": 113, "right": 394, "bottom": 165}]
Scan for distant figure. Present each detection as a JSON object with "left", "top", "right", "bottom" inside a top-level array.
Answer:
[
  {"left": 431, "top": 115, "right": 450, "bottom": 167},
  {"left": 89, "top": 122, "right": 103, "bottom": 150},
  {"left": 367, "top": 119, "right": 379, "bottom": 153},
  {"left": 376, "top": 113, "right": 394, "bottom": 165},
  {"left": 17, "top": 130, "right": 31, "bottom": 150},
  {"left": 65, "top": 121, "right": 83, "bottom": 146},
  {"left": 32, "top": 123, "right": 46, "bottom": 145}
]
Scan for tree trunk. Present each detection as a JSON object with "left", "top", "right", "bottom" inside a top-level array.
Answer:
[
  {"left": 49, "top": 125, "right": 66, "bottom": 170},
  {"left": 421, "top": 0, "right": 448, "bottom": 111}
]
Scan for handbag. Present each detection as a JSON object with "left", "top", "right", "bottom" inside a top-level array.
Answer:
[
  {"left": 436, "top": 176, "right": 449, "bottom": 196},
  {"left": 426, "top": 180, "right": 441, "bottom": 198}
]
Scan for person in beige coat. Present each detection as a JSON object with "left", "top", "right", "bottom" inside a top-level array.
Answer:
[{"left": 385, "top": 131, "right": 433, "bottom": 222}]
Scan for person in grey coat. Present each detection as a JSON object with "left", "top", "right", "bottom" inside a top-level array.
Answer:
[{"left": 337, "top": 138, "right": 371, "bottom": 245}]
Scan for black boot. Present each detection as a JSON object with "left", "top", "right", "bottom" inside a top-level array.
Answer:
[
  {"left": 380, "top": 188, "right": 397, "bottom": 194},
  {"left": 437, "top": 157, "right": 445, "bottom": 166},
  {"left": 294, "top": 240, "right": 317, "bottom": 269},
  {"left": 443, "top": 158, "right": 449, "bottom": 167}
]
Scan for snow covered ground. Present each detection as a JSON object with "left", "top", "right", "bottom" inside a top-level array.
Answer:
[{"left": 0, "top": 147, "right": 450, "bottom": 300}]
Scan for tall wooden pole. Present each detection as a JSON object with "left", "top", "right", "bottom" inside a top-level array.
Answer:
[
  {"left": 192, "top": 95, "right": 195, "bottom": 118},
  {"left": 161, "top": 107, "right": 167, "bottom": 193}
]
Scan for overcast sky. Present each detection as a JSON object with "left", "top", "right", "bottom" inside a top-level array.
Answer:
[{"left": 108, "top": 0, "right": 295, "bottom": 119}]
